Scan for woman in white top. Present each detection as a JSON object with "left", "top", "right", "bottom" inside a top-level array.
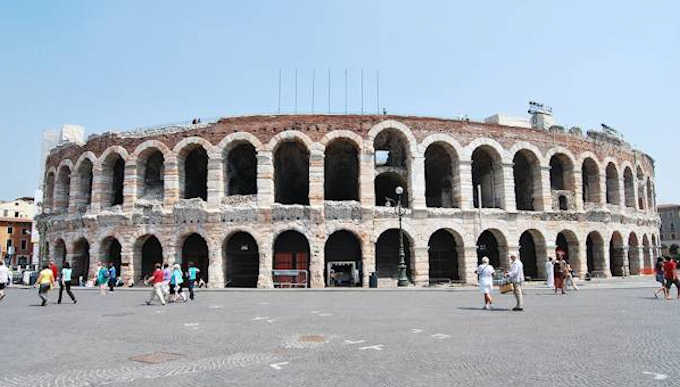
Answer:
[{"left": 476, "top": 256, "right": 495, "bottom": 310}]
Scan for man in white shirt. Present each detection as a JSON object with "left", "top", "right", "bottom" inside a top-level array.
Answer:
[
  {"left": 0, "top": 260, "right": 9, "bottom": 301},
  {"left": 545, "top": 257, "right": 554, "bottom": 288},
  {"left": 506, "top": 255, "right": 524, "bottom": 311}
]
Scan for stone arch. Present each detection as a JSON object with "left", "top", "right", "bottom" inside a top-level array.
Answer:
[
  {"left": 178, "top": 232, "right": 210, "bottom": 282},
  {"left": 512, "top": 148, "right": 543, "bottom": 211},
  {"left": 642, "top": 234, "right": 651, "bottom": 273},
  {"left": 609, "top": 231, "right": 625, "bottom": 276},
  {"left": 266, "top": 130, "right": 315, "bottom": 153},
  {"left": 71, "top": 237, "right": 90, "bottom": 284},
  {"left": 176, "top": 141, "right": 209, "bottom": 201},
  {"left": 477, "top": 228, "right": 509, "bottom": 270},
  {"left": 74, "top": 154, "right": 95, "bottom": 208},
  {"left": 273, "top": 138, "right": 310, "bottom": 205},
  {"left": 548, "top": 150, "right": 576, "bottom": 191},
  {"left": 99, "top": 148, "right": 127, "bottom": 207},
  {"left": 132, "top": 140, "right": 172, "bottom": 159},
  {"left": 132, "top": 234, "right": 164, "bottom": 282},
  {"left": 52, "top": 238, "right": 67, "bottom": 266},
  {"left": 428, "top": 228, "right": 464, "bottom": 283},
  {"left": 586, "top": 231, "right": 606, "bottom": 277},
  {"left": 320, "top": 130, "right": 363, "bottom": 151},
  {"left": 218, "top": 131, "right": 264, "bottom": 153},
  {"left": 375, "top": 228, "right": 414, "bottom": 286},
  {"left": 581, "top": 157, "right": 602, "bottom": 205},
  {"left": 424, "top": 141, "right": 460, "bottom": 208},
  {"left": 135, "top": 146, "right": 166, "bottom": 201},
  {"left": 623, "top": 165, "right": 635, "bottom": 208},
  {"left": 54, "top": 163, "right": 73, "bottom": 211},
  {"left": 555, "top": 230, "right": 580, "bottom": 275},
  {"left": 273, "top": 229, "right": 311, "bottom": 287},
  {"left": 419, "top": 134, "right": 464, "bottom": 159},
  {"left": 223, "top": 231, "right": 259, "bottom": 287},
  {"left": 220, "top": 135, "right": 260, "bottom": 197},
  {"left": 325, "top": 137, "right": 359, "bottom": 201},
  {"left": 519, "top": 229, "right": 547, "bottom": 279},
  {"left": 605, "top": 162, "right": 621, "bottom": 205},
  {"left": 373, "top": 125, "right": 413, "bottom": 208},
  {"left": 627, "top": 232, "right": 641, "bottom": 275},
  {"left": 324, "top": 229, "right": 363, "bottom": 287},
  {"left": 366, "top": 120, "right": 418, "bottom": 156},
  {"left": 99, "top": 236, "right": 122, "bottom": 278},
  {"left": 471, "top": 144, "right": 504, "bottom": 209}
]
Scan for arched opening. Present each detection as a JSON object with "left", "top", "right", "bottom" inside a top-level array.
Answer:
[
  {"left": 77, "top": 159, "right": 93, "bottom": 207},
  {"left": 374, "top": 172, "right": 409, "bottom": 207},
  {"left": 549, "top": 153, "right": 575, "bottom": 191},
  {"left": 324, "top": 230, "right": 362, "bottom": 287},
  {"left": 642, "top": 234, "right": 651, "bottom": 273},
  {"left": 558, "top": 195, "right": 568, "bottom": 210},
  {"left": 137, "top": 235, "right": 163, "bottom": 282},
  {"left": 44, "top": 172, "right": 55, "bottom": 211},
  {"left": 636, "top": 167, "right": 646, "bottom": 210},
  {"left": 273, "top": 230, "right": 310, "bottom": 287},
  {"left": 137, "top": 149, "right": 165, "bottom": 201},
  {"left": 225, "top": 143, "right": 257, "bottom": 196},
  {"left": 324, "top": 139, "right": 359, "bottom": 201},
  {"left": 477, "top": 229, "right": 508, "bottom": 270},
  {"left": 102, "top": 153, "right": 125, "bottom": 207},
  {"left": 100, "top": 237, "right": 122, "bottom": 278},
  {"left": 274, "top": 141, "right": 309, "bottom": 205},
  {"left": 72, "top": 238, "right": 90, "bottom": 284},
  {"left": 623, "top": 167, "right": 635, "bottom": 208},
  {"left": 53, "top": 238, "right": 67, "bottom": 266},
  {"left": 55, "top": 166, "right": 71, "bottom": 211},
  {"left": 586, "top": 231, "right": 605, "bottom": 277},
  {"left": 582, "top": 158, "right": 601, "bottom": 205},
  {"left": 472, "top": 146, "right": 502, "bottom": 209},
  {"left": 425, "top": 143, "right": 458, "bottom": 208},
  {"left": 181, "top": 145, "right": 208, "bottom": 201},
  {"left": 605, "top": 163, "right": 620, "bottom": 205},
  {"left": 513, "top": 150, "right": 541, "bottom": 211},
  {"left": 181, "top": 234, "right": 209, "bottom": 282},
  {"left": 627, "top": 233, "right": 640, "bottom": 275},
  {"left": 652, "top": 234, "right": 658, "bottom": 260},
  {"left": 609, "top": 232, "right": 625, "bottom": 276},
  {"left": 375, "top": 229, "right": 412, "bottom": 285},
  {"left": 556, "top": 230, "right": 580, "bottom": 275},
  {"left": 519, "top": 230, "right": 545, "bottom": 280},
  {"left": 428, "top": 229, "right": 461, "bottom": 283},
  {"left": 646, "top": 178, "right": 654, "bottom": 211},
  {"left": 224, "top": 232, "right": 259, "bottom": 288}
]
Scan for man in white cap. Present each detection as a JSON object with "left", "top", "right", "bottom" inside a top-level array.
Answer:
[{"left": 506, "top": 255, "right": 525, "bottom": 311}]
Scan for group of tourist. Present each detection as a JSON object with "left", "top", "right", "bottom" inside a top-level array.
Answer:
[
  {"left": 475, "top": 255, "right": 525, "bottom": 311},
  {"left": 145, "top": 261, "right": 200, "bottom": 306},
  {"left": 654, "top": 256, "right": 680, "bottom": 300},
  {"left": 544, "top": 256, "right": 578, "bottom": 294}
]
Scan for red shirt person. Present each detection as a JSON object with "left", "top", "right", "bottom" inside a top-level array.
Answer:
[
  {"left": 49, "top": 260, "right": 59, "bottom": 280},
  {"left": 146, "top": 263, "right": 167, "bottom": 305},
  {"left": 663, "top": 258, "right": 676, "bottom": 280}
]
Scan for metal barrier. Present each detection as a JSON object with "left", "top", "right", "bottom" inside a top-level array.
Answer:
[{"left": 272, "top": 269, "right": 309, "bottom": 288}]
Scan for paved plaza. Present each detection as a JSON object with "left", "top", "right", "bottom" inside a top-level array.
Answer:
[{"left": 0, "top": 281, "right": 678, "bottom": 387}]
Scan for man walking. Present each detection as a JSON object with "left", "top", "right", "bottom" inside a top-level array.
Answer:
[
  {"left": 187, "top": 261, "right": 199, "bottom": 301},
  {"left": 663, "top": 256, "right": 680, "bottom": 300},
  {"left": 108, "top": 263, "right": 117, "bottom": 292},
  {"left": 545, "top": 257, "right": 554, "bottom": 288},
  {"left": 506, "top": 255, "right": 525, "bottom": 311},
  {"left": 146, "top": 263, "right": 166, "bottom": 305},
  {"left": 0, "top": 260, "right": 8, "bottom": 302}
]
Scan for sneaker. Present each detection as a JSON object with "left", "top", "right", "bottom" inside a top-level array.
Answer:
[
  {"left": 146, "top": 301, "right": 151, "bottom": 305},
  {"left": 73, "top": 299, "right": 77, "bottom": 304},
  {"left": 41, "top": 300, "right": 47, "bottom": 306}
]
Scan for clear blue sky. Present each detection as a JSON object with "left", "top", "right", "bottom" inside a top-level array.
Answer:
[{"left": 1, "top": 1, "right": 678, "bottom": 203}]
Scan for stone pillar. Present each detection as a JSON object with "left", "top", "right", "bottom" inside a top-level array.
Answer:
[
  {"left": 575, "top": 238, "right": 587, "bottom": 279},
  {"left": 361, "top": 236, "right": 374, "bottom": 288},
  {"left": 208, "top": 241, "right": 224, "bottom": 288},
  {"left": 601, "top": 243, "right": 612, "bottom": 278},
  {"left": 537, "top": 166, "right": 551, "bottom": 212},
  {"left": 257, "top": 151, "right": 274, "bottom": 208},
  {"left": 120, "top": 244, "right": 134, "bottom": 284},
  {"left": 412, "top": 245, "right": 429, "bottom": 286},
  {"left": 68, "top": 173, "right": 79, "bottom": 214},
  {"left": 409, "top": 155, "right": 426, "bottom": 211},
  {"left": 598, "top": 173, "right": 607, "bottom": 207},
  {"left": 501, "top": 163, "right": 515, "bottom": 211},
  {"left": 617, "top": 175, "right": 626, "bottom": 207},
  {"left": 309, "top": 147, "right": 324, "bottom": 207},
  {"left": 462, "top": 246, "right": 479, "bottom": 284},
  {"left": 123, "top": 160, "right": 137, "bottom": 212},
  {"left": 359, "top": 151, "right": 375, "bottom": 209},
  {"left": 164, "top": 156, "right": 180, "bottom": 207},
  {"left": 573, "top": 170, "right": 584, "bottom": 211},
  {"left": 90, "top": 164, "right": 103, "bottom": 212},
  {"left": 309, "top": 233, "right": 324, "bottom": 288},
  {"left": 621, "top": 247, "right": 630, "bottom": 276},
  {"left": 207, "top": 155, "right": 223, "bottom": 208},
  {"left": 458, "top": 161, "right": 473, "bottom": 210},
  {"left": 257, "top": 232, "right": 273, "bottom": 288}
]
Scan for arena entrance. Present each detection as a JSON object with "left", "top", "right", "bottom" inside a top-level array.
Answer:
[
  {"left": 138, "top": 235, "right": 163, "bottom": 282},
  {"left": 609, "top": 232, "right": 625, "bottom": 276},
  {"left": 100, "top": 237, "right": 122, "bottom": 279},
  {"left": 519, "top": 231, "right": 539, "bottom": 280},
  {"left": 375, "top": 229, "right": 412, "bottom": 285},
  {"left": 72, "top": 238, "right": 89, "bottom": 284},
  {"left": 324, "top": 230, "right": 362, "bottom": 287},
  {"left": 181, "top": 234, "right": 209, "bottom": 283},
  {"left": 627, "top": 233, "right": 640, "bottom": 275},
  {"left": 273, "top": 230, "right": 310, "bottom": 287},
  {"left": 428, "top": 229, "right": 460, "bottom": 284},
  {"left": 586, "top": 232, "right": 605, "bottom": 277},
  {"left": 477, "top": 230, "right": 507, "bottom": 270},
  {"left": 54, "top": 238, "right": 67, "bottom": 266},
  {"left": 224, "top": 232, "right": 259, "bottom": 288}
]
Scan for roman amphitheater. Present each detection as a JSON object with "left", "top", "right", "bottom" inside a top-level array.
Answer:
[{"left": 38, "top": 113, "right": 661, "bottom": 288}]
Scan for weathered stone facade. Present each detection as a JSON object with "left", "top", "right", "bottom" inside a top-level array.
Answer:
[{"left": 38, "top": 115, "right": 661, "bottom": 287}]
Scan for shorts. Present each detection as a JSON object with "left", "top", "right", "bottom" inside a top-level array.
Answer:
[
  {"left": 169, "top": 284, "right": 176, "bottom": 294},
  {"left": 664, "top": 278, "right": 679, "bottom": 289},
  {"left": 0, "top": 283, "right": 5, "bottom": 290},
  {"left": 656, "top": 274, "right": 664, "bottom": 284}
]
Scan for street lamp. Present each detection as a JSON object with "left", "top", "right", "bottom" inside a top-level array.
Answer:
[{"left": 386, "top": 186, "right": 409, "bottom": 286}]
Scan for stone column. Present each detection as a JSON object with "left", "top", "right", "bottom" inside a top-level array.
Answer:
[
  {"left": 601, "top": 243, "right": 612, "bottom": 278},
  {"left": 501, "top": 163, "right": 515, "bottom": 211},
  {"left": 68, "top": 173, "right": 79, "bottom": 214},
  {"left": 123, "top": 160, "right": 137, "bottom": 212},
  {"left": 164, "top": 156, "right": 180, "bottom": 207},
  {"left": 575, "top": 238, "right": 587, "bottom": 279},
  {"left": 621, "top": 247, "right": 630, "bottom": 276},
  {"left": 207, "top": 155, "right": 223, "bottom": 208},
  {"left": 120, "top": 244, "right": 134, "bottom": 284},
  {"left": 308, "top": 147, "right": 324, "bottom": 207},
  {"left": 598, "top": 173, "right": 607, "bottom": 207},
  {"left": 309, "top": 234, "right": 324, "bottom": 288},
  {"left": 573, "top": 170, "right": 584, "bottom": 212},
  {"left": 359, "top": 151, "right": 375, "bottom": 209},
  {"left": 462, "top": 246, "right": 479, "bottom": 284},
  {"left": 257, "top": 151, "right": 274, "bottom": 208},
  {"left": 617, "top": 175, "right": 626, "bottom": 207},
  {"left": 208, "top": 241, "right": 224, "bottom": 288},
  {"left": 412, "top": 245, "right": 429, "bottom": 286},
  {"left": 458, "top": 160, "right": 473, "bottom": 210},
  {"left": 538, "top": 166, "right": 552, "bottom": 212},
  {"left": 257, "top": 232, "right": 273, "bottom": 288},
  {"left": 361, "top": 236, "right": 374, "bottom": 288},
  {"left": 90, "top": 164, "right": 103, "bottom": 212},
  {"left": 409, "top": 155, "right": 426, "bottom": 212}
]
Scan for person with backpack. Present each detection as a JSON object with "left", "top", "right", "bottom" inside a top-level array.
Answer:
[
  {"left": 107, "top": 262, "right": 117, "bottom": 292},
  {"left": 97, "top": 261, "right": 109, "bottom": 295},
  {"left": 475, "top": 256, "right": 495, "bottom": 310},
  {"left": 58, "top": 261, "right": 77, "bottom": 304}
]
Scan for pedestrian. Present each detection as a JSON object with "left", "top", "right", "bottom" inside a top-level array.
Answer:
[
  {"left": 171, "top": 264, "right": 187, "bottom": 303},
  {"left": 663, "top": 257, "right": 680, "bottom": 300},
  {"left": 35, "top": 264, "right": 55, "bottom": 306},
  {"left": 49, "top": 259, "right": 59, "bottom": 282},
  {"left": 97, "top": 262, "right": 109, "bottom": 295},
  {"left": 187, "top": 261, "right": 199, "bottom": 300},
  {"left": 146, "top": 263, "right": 166, "bottom": 305},
  {"left": 162, "top": 263, "right": 171, "bottom": 298},
  {"left": 564, "top": 261, "right": 579, "bottom": 291},
  {"left": 0, "top": 260, "right": 8, "bottom": 302},
  {"left": 58, "top": 261, "right": 77, "bottom": 304},
  {"left": 108, "top": 262, "right": 117, "bottom": 292},
  {"left": 545, "top": 257, "right": 554, "bottom": 288},
  {"left": 505, "top": 255, "right": 524, "bottom": 311},
  {"left": 654, "top": 257, "right": 666, "bottom": 299},
  {"left": 554, "top": 256, "right": 567, "bottom": 295},
  {"left": 475, "top": 256, "right": 495, "bottom": 310}
]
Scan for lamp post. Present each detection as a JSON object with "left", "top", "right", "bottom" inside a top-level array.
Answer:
[{"left": 386, "top": 186, "right": 409, "bottom": 286}]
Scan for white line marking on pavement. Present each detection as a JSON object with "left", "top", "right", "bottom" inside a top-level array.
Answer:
[
  {"left": 253, "top": 316, "right": 270, "bottom": 321},
  {"left": 266, "top": 319, "right": 277, "bottom": 324},
  {"left": 344, "top": 340, "right": 366, "bottom": 345},
  {"left": 411, "top": 329, "right": 423, "bottom": 334},
  {"left": 642, "top": 371, "right": 668, "bottom": 380},
  {"left": 359, "top": 344, "right": 384, "bottom": 351},
  {"left": 258, "top": 302, "right": 270, "bottom": 305},
  {"left": 270, "top": 362, "right": 289, "bottom": 370},
  {"left": 209, "top": 305, "right": 222, "bottom": 309},
  {"left": 311, "top": 311, "right": 320, "bottom": 314},
  {"left": 184, "top": 323, "right": 199, "bottom": 327},
  {"left": 318, "top": 313, "right": 333, "bottom": 317},
  {"left": 431, "top": 333, "right": 451, "bottom": 339}
]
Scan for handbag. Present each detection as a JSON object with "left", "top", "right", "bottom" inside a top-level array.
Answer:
[{"left": 499, "top": 281, "right": 513, "bottom": 294}]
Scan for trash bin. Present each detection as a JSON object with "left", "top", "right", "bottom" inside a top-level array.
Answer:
[{"left": 369, "top": 272, "right": 378, "bottom": 288}]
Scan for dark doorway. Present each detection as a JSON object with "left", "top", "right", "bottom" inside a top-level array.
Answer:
[
  {"left": 324, "top": 140, "right": 359, "bottom": 201},
  {"left": 513, "top": 151, "right": 538, "bottom": 211},
  {"left": 182, "top": 234, "right": 209, "bottom": 283},
  {"left": 184, "top": 146, "right": 208, "bottom": 200},
  {"left": 324, "top": 230, "right": 362, "bottom": 287},
  {"left": 556, "top": 233, "right": 569, "bottom": 258},
  {"left": 101, "top": 237, "right": 122, "bottom": 278},
  {"left": 586, "top": 232, "right": 604, "bottom": 275},
  {"left": 140, "top": 236, "right": 163, "bottom": 281},
  {"left": 428, "top": 229, "right": 459, "bottom": 282},
  {"left": 273, "top": 230, "right": 310, "bottom": 287},
  {"left": 227, "top": 143, "right": 257, "bottom": 196},
  {"left": 609, "top": 233, "right": 625, "bottom": 276},
  {"left": 72, "top": 239, "right": 89, "bottom": 284},
  {"left": 425, "top": 144, "right": 455, "bottom": 208},
  {"left": 477, "top": 230, "right": 500, "bottom": 268},
  {"left": 375, "top": 172, "right": 408, "bottom": 207},
  {"left": 375, "top": 229, "right": 411, "bottom": 283},
  {"left": 472, "top": 147, "right": 501, "bottom": 208},
  {"left": 519, "top": 231, "right": 538, "bottom": 279},
  {"left": 78, "top": 159, "right": 93, "bottom": 206},
  {"left": 582, "top": 158, "right": 600, "bottom": 204},
  {"left": 140, "top": 150, "right": 165, "bottom": 200},
  {"left": 225, "top": 232, "right": 259, "bottom": 287},
  {"left": 112, "top": 157, "right": 125, "bottom": 206},
  {"left": 274, "top": 141, "right": 309, "bottom": 205}
]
